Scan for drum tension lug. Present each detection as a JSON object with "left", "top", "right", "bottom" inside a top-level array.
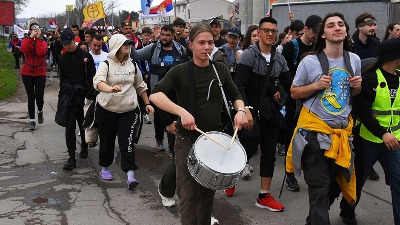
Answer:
[{"left": 188, "top": 156, "right": 197, "bottom": 165}]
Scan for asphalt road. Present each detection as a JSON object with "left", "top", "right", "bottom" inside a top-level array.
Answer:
[{"left": 0, "top": 70, "right": 394, "bottom": 225}]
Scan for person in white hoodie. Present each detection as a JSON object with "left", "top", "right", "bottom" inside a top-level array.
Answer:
[{"left": 93, "top": 34, "right": 154, "bottom": 189}]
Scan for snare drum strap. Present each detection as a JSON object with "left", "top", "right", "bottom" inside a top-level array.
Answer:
[{"left": 186, "top": 61, "right": 195, "bottom": 115}]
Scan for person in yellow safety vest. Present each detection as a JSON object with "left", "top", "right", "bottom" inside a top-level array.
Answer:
[
  {"left": 356, "top": 38, "right": 400, "bottom": 225},
  {"left": 286, "top": 12, "right": 362, "bottom": 225}
]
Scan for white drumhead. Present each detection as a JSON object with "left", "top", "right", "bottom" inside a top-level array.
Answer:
[{"left": 194, "top": 132, "right": 247, "bottom": 174}]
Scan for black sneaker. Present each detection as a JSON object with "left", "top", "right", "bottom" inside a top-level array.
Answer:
[
  {"left": 367, "top": 168, "right": 380, "bottom": 181},
  {"left": 342, "top": 216, "right": 358, "bottom": 225},
  {"left": 286, "top": 174, "right": 300, "bottom": 192},
  {"left": 37, "top": 111, "right": 44, "bottom": 124},
  {"left": 79, "top": 143, "right": 88, "bottom": 159},
  {"left": 29, "top": 121, "right": 36, "bottom": 130},
  {"left": 63, "top": 158, "right": 76, "bottom": 170}
]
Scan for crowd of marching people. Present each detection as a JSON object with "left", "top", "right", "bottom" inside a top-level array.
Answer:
[{"left": 8, "top": 9, "right": 400, "bottom": 225}]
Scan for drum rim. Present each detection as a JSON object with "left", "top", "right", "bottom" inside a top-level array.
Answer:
[{"left": 192, "top": 131, "right": 247, "bottom": 173}]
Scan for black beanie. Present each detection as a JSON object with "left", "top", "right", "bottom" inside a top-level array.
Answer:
[{"left": 377, "top": 38, "right": 400, "bottom": 62}]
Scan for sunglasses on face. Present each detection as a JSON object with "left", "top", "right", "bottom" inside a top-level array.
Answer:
[{"left": 123, "top": 40, "right": 133, "bottom": 46}]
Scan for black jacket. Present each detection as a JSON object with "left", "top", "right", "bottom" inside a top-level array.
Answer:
[
  {"left": 58, "top": 47, "right": 96, "bottom": 89},
  {"left": 351, "top": 36, "right": 380, "bottom": 60}
]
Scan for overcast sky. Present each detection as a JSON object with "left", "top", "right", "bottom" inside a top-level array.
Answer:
[{"left": 18, "top": 0, "right": 164, "bottom": 18}]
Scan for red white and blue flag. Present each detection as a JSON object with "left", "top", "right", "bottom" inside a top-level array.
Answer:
[
  {"left": 49, "top": 19, "right": 57, "bottom": 28},
  {"left": 149, "top": 0, "right": 173, "bottom": 14}
]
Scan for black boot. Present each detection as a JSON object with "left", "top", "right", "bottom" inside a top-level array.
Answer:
[
  {"left": 79, "top": 143, "right": 88, "bottom": 159},
  {"left": 63, "top": 152, "right": 76, "bottom": 170}
]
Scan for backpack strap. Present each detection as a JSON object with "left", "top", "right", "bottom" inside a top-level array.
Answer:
[
  {"left": 343, "top": 51, "right": 355, "bottom": 76},
  {"left": 292, "top": 39, "right": 300, "bottom": 65},
  {"left": 104, "top": 60, "right": 109, "bottom": 76},
  {"left": 316, "top": 51, "right": 329, "bottom": 76}
]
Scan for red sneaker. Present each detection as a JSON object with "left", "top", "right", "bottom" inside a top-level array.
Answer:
[
  {"left": 255, "top": 193, "right": 284, "bottom": 212},
  {"left": 224, "top": 185, "right": 235, "bottom": 197}
]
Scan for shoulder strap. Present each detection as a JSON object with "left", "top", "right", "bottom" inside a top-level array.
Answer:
[
  {"left": 186, "top": 61, "right": 195, "bottom": 115},
  {"left": 150, "top": 43, "right": 157, "bottom": 59},
  {"left": 343, "top": 51, "right": 355, "bottom": 76},
  {"left": 316, "top": 51, "right": 329, "bottom": 76},
  {"left": 292, "top": 39, "right": 300, "bottom": 65},
  {"left": 258, "top": 52, "right": 276, "bottom": 109}
]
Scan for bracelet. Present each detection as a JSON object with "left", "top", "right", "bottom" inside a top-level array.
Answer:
[
  {"left": 237, "top": 109, "right": 246, "bottom": 114},
  {"left": 245, "top": 106, "right": 253, "bottom": 109},
  {"left": 145, "top": 103, "right": 151, "bottom": 106}
]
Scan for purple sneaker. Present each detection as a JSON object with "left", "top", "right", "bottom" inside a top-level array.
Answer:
[
  {"left": 127, "top": 178, "right": 139, "bottom": 190},
  {"left": 100, "top": 171, "right": 113, "bottom": 180}
]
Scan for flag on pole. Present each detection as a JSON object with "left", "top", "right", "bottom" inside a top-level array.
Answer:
[
  {"left": 14, "top": 25, "right": 28, "bottom": 39},
  {"left": 83, "top": 1, "right": 105, "bottom": 22},
  {"left": 124, "top": 14, "right": 131, "bottom": 22},
  {"left": 141, "top": 0, "right": 153, "bottom": 15},
  {"left": 149, "top": 0, "right": 173, "bottom": 15},
  {"left": 49, "top": 19, "right": 57, "bottom": 28},
  {"left": 86, "top": 19, "right": 100, "bottom": 29}
]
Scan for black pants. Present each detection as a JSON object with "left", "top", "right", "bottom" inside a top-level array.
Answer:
[
  {"left": 14, "top": 54, "right": 20, "bottom": 68},
  {"left": 339, "top": 125, "right": 366, "bottom": 218},
  {"left": 52, "top": 53, "right": 60, "bottom": 66},
  {"left": 238, "top": 110, "right": 260, "bottom": 161},
  {"left": 97, "top": 105, "right": 140, "bottom": 172},
  {"left": 65, "top": 106, "right": 85, "bottom": 153},
  {"left": 175, "top": 134, "right": 215, "bottom": 225},
  {"left": 303, "top": 131, "right": 340, "bottom": 225},
  {"left": 21, "top": 75, "right": 46, "bottom": 120},
  {"left": 153, "top": 106, "right": 165, "bottom": 143}
]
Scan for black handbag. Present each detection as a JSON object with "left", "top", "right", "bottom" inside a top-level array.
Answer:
[
  {"left": 257, "top": 54, "right": 279, "bottom": 124},
  {"left": 259, "top": 96, "right": 280, "bottom": 124}
]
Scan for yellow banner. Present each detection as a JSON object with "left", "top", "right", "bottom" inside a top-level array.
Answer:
[
  {"left": 83, "top": 1, "right": 105, "bottom": 22},
  {"left": 66, "top": 5, "right": 73, "bottom": 12}
]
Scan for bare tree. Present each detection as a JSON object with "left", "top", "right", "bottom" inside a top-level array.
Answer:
[{"left": 14, "top": 0, "right": 29, "bottom": 15}]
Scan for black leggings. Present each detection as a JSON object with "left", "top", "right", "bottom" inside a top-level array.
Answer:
[{"left": 21, "top": 75, "right": 46, "bottom": 119}]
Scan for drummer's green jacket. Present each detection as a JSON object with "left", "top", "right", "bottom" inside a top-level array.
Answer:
[{"left": 151, "top": 61, "right": 242, "bottom": 138}]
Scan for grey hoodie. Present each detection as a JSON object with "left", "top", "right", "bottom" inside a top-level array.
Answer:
[{"left": 93, "top": 34, "right": 147, "bottom": 113}]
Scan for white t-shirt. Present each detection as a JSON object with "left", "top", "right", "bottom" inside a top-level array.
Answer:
[{"left": 90, "top": 51, "right": 108, "bottom": 70}]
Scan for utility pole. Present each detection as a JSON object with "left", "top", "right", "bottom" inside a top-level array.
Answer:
[{"left": 174, "top": 0, "right": 177, "bottom": 18}]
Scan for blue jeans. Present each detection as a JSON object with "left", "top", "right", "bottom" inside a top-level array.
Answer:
[{"left": 362, "top": 139, "right": 400, "bottom": 225}]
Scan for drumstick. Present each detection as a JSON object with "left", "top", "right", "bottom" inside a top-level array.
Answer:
[
  {"left": 229, "top": 127, "right": 239, "bottom": 149},
  {"left": 194, "top": 127, "right": 229, "bottom": 149}
]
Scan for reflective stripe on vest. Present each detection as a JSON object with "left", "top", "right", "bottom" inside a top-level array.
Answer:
[{"left": 360, "top": 68, "right": 400, "bottom": 143}]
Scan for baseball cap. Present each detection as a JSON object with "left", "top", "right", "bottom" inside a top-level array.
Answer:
[
  {"left": 210, "top": 19, "right": 221, "bottom": 27},
  {"left": 60, "top": 29, "right": 74, "bottom": 45},
  {"left": 227, "top": 27, "right": 241, "bottom": 37},
  {"left": 305, "top": 15, "right": 322, "bottom": 33},
  {"left": 377, "top": 38, "right": 400, "bottom": 62}
]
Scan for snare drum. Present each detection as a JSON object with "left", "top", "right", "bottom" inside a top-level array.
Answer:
[{"left": 187, "top": 131, "right": 247, "bottom": 190}]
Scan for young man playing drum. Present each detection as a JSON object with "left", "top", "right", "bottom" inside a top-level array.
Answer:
[{"left": 150, "top": 24, "right": 248, "bottom": 225}]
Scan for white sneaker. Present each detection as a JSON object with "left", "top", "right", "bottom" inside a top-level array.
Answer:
[
  {"left": 242, "top": 164, "right": 251, "bottom": 179},
  {"left": 211, "top": 215, "right": 219, "bottom": 225},
  {"left": 158, "top": 188, "right": 176, "bottom": 207}
]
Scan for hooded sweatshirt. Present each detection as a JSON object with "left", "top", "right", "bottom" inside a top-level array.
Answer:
[{"left": 93, "top": 34, "right": 147, "bottom": 113}]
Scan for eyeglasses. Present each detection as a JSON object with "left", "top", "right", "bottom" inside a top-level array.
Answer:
[{"left": 259, "top": 28, "right": 278, "bottom": 34}]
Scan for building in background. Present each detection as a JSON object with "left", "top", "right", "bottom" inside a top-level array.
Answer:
[{"left": 140, "top": 0, "right": 236, "bottom": 28}]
